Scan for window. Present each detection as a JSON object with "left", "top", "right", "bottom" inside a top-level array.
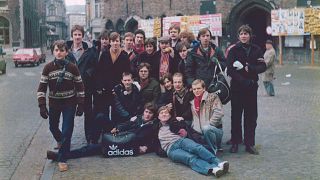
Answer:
[
  {"left": 0, "top": 0, "right": 8, "bottom": 8},
  {"left": 48, "top": 5, "right": 56, "bottom": 16},
  {"left": 0, "top": 16, "right": 10, "bottom": 45},
  {"left": 95, "top": 3, "right": 100, "bottom": 18}
]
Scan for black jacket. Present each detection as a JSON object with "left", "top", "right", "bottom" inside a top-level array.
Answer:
[
  {"left": 66, "top": 41, "right": 97, "bottom": 92},
  {"left": 185, "top": 44, "right": 226, "bottom": 88},
  {"left": 116, "top": 116, "right": 157, "bottom": 153},
  {"left": 150, "top": 50, "right": 178, "bottom": 81},
  {"left": 227, "top": 42, "right": 266, "bottom": 92},
  {"left": 113, "top": 83, "right": 143, "bottom": 123},
  {"left": 94, "top": 49, "right": 130, "bottom": 93}
]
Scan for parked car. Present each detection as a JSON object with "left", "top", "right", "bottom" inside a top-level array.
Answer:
[
  {"left": 35, "top": 48, "right": 46, "bottom": 63},
  {"left": 13, "top": 48, "right": 40, "bottom": 67}
]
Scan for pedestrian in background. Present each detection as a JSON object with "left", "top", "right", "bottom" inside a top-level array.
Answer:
[
  {"left": 262, "top": 40, "right": 276, "bottom": 96},
  {"left": 37, "top": 40, "right": 85, "bottom": 172},
  {"left": 226, "top": 25, "right": 266, "bottom": 155}
]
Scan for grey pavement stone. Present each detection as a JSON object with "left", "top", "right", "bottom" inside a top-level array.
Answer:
[{"left": 40, "top": 64, "right": 320, "bottom": 180}]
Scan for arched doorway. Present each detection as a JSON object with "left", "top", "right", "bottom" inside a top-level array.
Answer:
[
  {"left": 105, "top": 20, "right": 114, "bottom": 32},
  {"left": 125, "top": 17, "right": 138, "bottom": 33},
  {"left": 228, "top": 0, "right": 274, "bottom": 49},
  {"left": 0, "top": 16, "right": 10, "bottom": 45},
  {"left": 116, "top": 19, "right": 125, "bottom": 35}
]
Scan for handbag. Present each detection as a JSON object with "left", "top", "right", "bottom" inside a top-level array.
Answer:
[
  {"left": 207, "top": 58, "right": 231, "bottom": 104},
  {"left": 101, "top": 131, "right": 137, "bottom": 157}
]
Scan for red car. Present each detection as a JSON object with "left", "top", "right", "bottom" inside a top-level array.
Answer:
[
  {"left": 35, "top": 48, "right": 46, "bottom": 63},
  {"left": 13, "top": 48, "right": 40, "bottom": 67}
]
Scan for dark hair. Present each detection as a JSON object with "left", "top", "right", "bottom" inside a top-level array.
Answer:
[
  {"left": 122, "top": 72, "right": 133, "bottom": 79},
  {"left": 175, "top": 41, "right": 190, "bottom": 52},
  {"left": 197, "top": 28, "right": 212, "bottom": 40},
  {"left": 159, "top": 73, "right": 172, "bottom": 85},
  {"left": 134, "top": 29, "right": 146, "bottom": 40},
  {"left": 52, "top": 40, "right": 68, "bottom": 52},
  {"left": 144, "top": 103, "right": 157, "bottom": 116},
  {"left": 238, "top": 24, "right": 252, "bottom": 36},
  {"left": 109, "top": 32, "right": 121, "bottom": 41},
  {"left": 144, "top": 38, "right": 157, "bottom": 50},
  {"left": 71, "top": 25, "right": 84, "bottom": 37},
  {"left": 138, "top": 62, "right": 151, "bottom": 72},
  {"left": 99, "top": 30, "right": 109, "bottom": 40}
]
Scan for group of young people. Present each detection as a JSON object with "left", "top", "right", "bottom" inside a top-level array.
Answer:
[{"left": 37, "top": 23, "right": 267, "bottom": 177}]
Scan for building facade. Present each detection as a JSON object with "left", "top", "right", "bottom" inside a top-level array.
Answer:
[
  {"left": 85, "top": 0, "right": 320, "bottom": 64},
  {"left": 0, "top": 0, "right": 46, "bottom": 49},
  {"left": 45, "top": 0, "right": 67, "bottom": 46},
  {"left": 67, "top": 13, "right": 86, "bottom": 39}
]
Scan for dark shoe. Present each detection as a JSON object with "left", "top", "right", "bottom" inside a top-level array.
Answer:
[
  {"left": 218, "top": 161, "right": 229, "bottom": 174},
  {"left": 229, "top": 144, "right": 238, "bottom": 153},
  {"left": 47, "top": 150, "right": 58, "bottom": 161},
  {"left": 211, "top": 167, "right": 224, "bottom": 178},
  {"left": 245, "top": 145, "right": 259, "bottom": 155}
]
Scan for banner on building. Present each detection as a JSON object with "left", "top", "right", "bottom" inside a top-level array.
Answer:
[
  {"left": 138, "top": 18, "right": 161, "bottom": 38},
  {"left": 271, "top": 8, "right": 305, "bottom": 36},
  {"left": 162, "top": 14, "right": 222, "bottom": 37},
  {"left": 304, "top": 8, "right": 320, "bottom": 35}
]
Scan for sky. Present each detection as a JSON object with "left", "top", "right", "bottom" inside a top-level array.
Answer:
[{"left": 65, "top": 0, "right": 85, "bottom": 6}]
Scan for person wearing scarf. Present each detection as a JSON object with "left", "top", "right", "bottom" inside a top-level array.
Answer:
[
  {"left": 150, "top": 36, "right": 178, "bottom": 81},
  {"left": 189, "top": 79, "right": 224, "bottom": 155},
  {"left": 185, "top": 28, "right": 226, "bottom": 88},
  {"left": 171, "top": 73, "right": 193, "bottom": 123},
  {"left": 137, "top": 62, "right": 160, "bottom": 105}
]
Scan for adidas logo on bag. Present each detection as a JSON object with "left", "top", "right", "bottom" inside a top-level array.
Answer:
[{"left": 107, "top": 144, "right": 134, "bottom": 156}]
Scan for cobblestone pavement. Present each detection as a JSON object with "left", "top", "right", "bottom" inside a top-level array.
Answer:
[{"left": 41, "top": 64, "right": 320, "bottom": 180}]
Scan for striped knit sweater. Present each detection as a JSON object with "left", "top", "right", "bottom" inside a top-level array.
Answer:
[{"left": 37, "top": 60, "right": 85, "bottom": 108}]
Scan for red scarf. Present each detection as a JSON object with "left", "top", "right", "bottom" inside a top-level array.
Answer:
[
  {"left": 194, "top": 93, "right": 203, "bottom": 116},
  {"left": 140, "top": 78, "right": 149, "bottom": 90},
  {"left": 159, "top": 52, "right": 170, "bottom": 79},
  {"left": 134, "top": 44, "right": 145, "bottom": 54}
]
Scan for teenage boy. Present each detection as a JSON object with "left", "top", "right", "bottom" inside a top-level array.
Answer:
[
  {"left": 67, "top": 25, "right": 97, "bottom": 144},
  {"left": 134, "top": 29, "right": 146, "bottom": 54},
  {"left": 227, "top": 25, "right": 266, "bottom": 155},
  {"left": 46, "top": 103, "right": 158, "bottom": 161},
  {"left": 190, "top": 79, "right": 224, "bottom": 154},
  {"left": 37, "top": 40, "right": 85, "bottom": 172},
  {"left": 123, "top": 32, "right": 140, "bottom": 77}
]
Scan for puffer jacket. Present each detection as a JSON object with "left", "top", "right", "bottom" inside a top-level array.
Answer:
[{"left": 185, "top": 44, "right": 226, "bottom": 88}]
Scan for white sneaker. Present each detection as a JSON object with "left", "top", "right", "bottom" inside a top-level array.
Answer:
[
  {"left": 211, "top": 167, "right": 224, "bottom": 178},
  {"left": 218, "top": 161, "right": 229, "bottom": 174}
]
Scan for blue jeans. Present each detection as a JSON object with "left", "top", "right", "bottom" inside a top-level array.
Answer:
[
  {"left": 167, "top": 138, "right": 221, "bottom": 175},
  {"left": 202, "top": 125, "right": 223, "bottom": 155},
  {"left": 49, "top": 106, "right": 76, "bottom": 162}
]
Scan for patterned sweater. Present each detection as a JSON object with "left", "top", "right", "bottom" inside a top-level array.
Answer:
[{"left": 37, "top": 60, "right": 85, "bottom": 108}]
